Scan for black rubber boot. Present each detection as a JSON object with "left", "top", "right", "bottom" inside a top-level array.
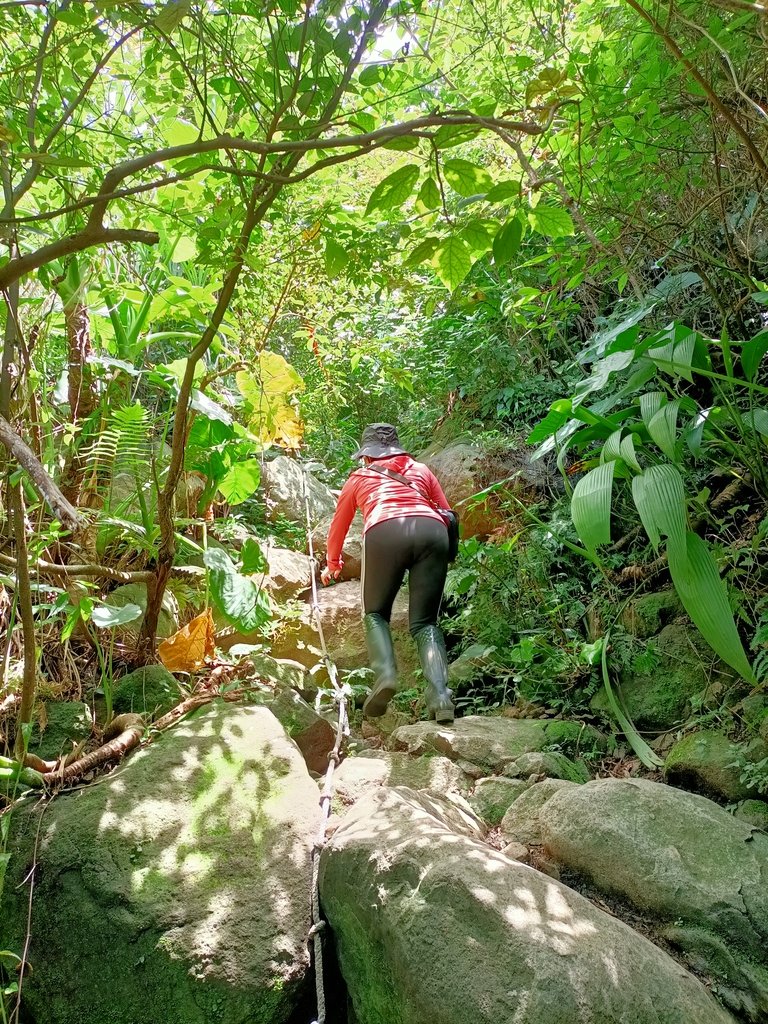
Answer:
[
  {"left": 414, "top": 625, "right": 455, "bottom": 724},
  {"left": 362, "top": 613, "right": 398, "bottom": 718}
]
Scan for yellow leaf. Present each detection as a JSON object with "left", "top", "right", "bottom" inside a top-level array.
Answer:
[
  {"left": 301, "top": 221, "right": 321, "bottom": 243},
  {"left": 158, "top": 608, "right": 215, "bottom": 673},
  {"left": 236, "top": 352, "right": 305, "bottom": 450}
]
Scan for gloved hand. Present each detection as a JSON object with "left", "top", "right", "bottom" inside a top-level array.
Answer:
[{"left": 320, "top": 566, "right": 341, "bottom": 586}]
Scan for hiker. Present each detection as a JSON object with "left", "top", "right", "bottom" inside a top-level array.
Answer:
[{"left": 321, "top": 423, "right": 455, "bottom": 723}]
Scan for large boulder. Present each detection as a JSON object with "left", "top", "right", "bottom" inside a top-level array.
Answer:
[
  {"left": 113, "top": 664, "right": 184, "bottom": 718},
  {"left": 261, "top": 456, "right": 335, "bottom": 527},
  {"left": 269, "top": 580, "right": 418, "bottom": 678},
  {"left": 591, "top": 622, "right": 735, "bottom": 729},
  {"left": 501, "top": 778, "right": 579, "bottom": 845},
  {"left": 421, "top": 441, "right": 553, "bottom": 538},
  {"left": 1, "top": 704, "right": 318, "bottom": 1024},
  {"left": 468, "top": 776, "right": 529, "bottom": 825},
  {"left": 539, "top": 778, "right": 768, "bottom": 1021},
  {"left": 621, "top": 589, "right": 683, "bottom": 639},
  {"left": 29, "top": 700, "right": 92, "bottom": 761},
  {"left": 319, "top": 787, "right": 736, "bottom": 1024},
  {"left": 333, "top": 750, "right": 472, "bottom": 811},
  {"left": 262, "top": 544, "right": 313, "bottom": 600},
  {"left": 664, "top": 729, "right": 768, "bottom": 802},
  {"left": 106, "top": 582, "right": 180, "bottom": 641},
  {"left": 390, "top": 716, "right": 550, "bottom": 771}
]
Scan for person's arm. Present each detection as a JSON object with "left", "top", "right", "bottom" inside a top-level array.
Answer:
[
  {"left": 325, "top": 475, "right": 358, "bottom": 575},
  {"left": 424, "top": 467, "right": 451, "bottom": 509}
]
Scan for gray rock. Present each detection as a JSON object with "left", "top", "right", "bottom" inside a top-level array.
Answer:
[
  {"left": 500, "top": 778, "right": 578, "bottom": 845},
  {"left": 112, "top": 664, "right": 183, "bottom": 718},
  {"left": 311, "top": 511, "right": 363, "bottom": 580},
  {"left": 319, "top": 786, "right": 736, "bottom": 1024},
  {"left": 505, "top": 750, "right": 591, "bottom": 783},
  {"left": 621, "top": 589, "right": 683, "bottom": 638},
  {"left": 30, "top": 701, "right": 92, "bottom": 761},
  {"left": 1, "top": 704, "right": 317, "bottom": 1024},
  {"left": 539, "top": 778, "right": 768, "bottom": 1020},
  {"left": 469, "top": 777, "right": 528, "bottom": 825},
  {"left": 664, "top": 729, "right": 768, "bottom": 802},
  {"left": 391, "top": 715, "right": 549, "bottom": 771},
  {"left": 333, "top": 751, "right": 472, "bottom": 811},
  {"left": 542, "top": 719, "right": 610, "bottom": 755},
  {"left": 246, "top": 653, "right": 308, "bottom": 693},
  {"left": 262, "top": 545, "right": 312, "bottom": 599},
  {"left": 261, "top": 455, "right": 335, "bottom": 527},
  {"left": 251, "top": 688, "right": 334, "bottom": 774}
]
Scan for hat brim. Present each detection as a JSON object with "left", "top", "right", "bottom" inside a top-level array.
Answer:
[{"left": 352, "top": 443, "right": 407, "bottom": 460}]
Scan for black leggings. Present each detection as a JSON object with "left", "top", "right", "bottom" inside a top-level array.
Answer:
[{"left": 361, "top": 516, "right": 449, "bottom": 636}]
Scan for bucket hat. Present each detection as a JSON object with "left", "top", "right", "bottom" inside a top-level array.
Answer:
[{"left": 352, "top": 423, "right": 407, "bottom": 460}]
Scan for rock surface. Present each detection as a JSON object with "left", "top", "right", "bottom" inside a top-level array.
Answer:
[
  {"left": 319, "top": 786, "right": 736, "bottom": 1024},
  {"left": 311, "top": 511, "right": 364, "bottom": 580},
  {"left": 621, "top": 589, "right": 683, "bottom": 638},
  {"left": 505, "top": 750, "right": 591, "bottom": 783},
  {"left": 390, "top": 715, "right": 550, "bottom": 771},
  {"left": 469, "top": 776, "right": 529, "bottom": 825},
  {"left": 269, "top": 580, "right": 417, "bottom": 677},
  {"left": 262, "top": 545, "right": 313, "bottom": 599},
  {"left": 261, "top": 455, "right": 335, "bottom": 527},
  {"left": 333, "top": 750, "right": 471, "bottom": 810},
  {"left": 1, "top": 704, "right": 318, "bottom": 1024},
  {"left": 591, "top": 623, "right": 734, "bottom": 729},
  {"left": 664, "top": 729, "right": 768, "bottom": 802},
  {"left": 539, "top": 778, "right": 768, "bottom": 1021},
  {"left": 501, "top": 778, "right": 578, "bottom": 845},
  {"left": 113, "top": 664, "right": 184, "bottom": 718},
  {"left": 30, "top": 700, "right": 92, "bottom": 761}
]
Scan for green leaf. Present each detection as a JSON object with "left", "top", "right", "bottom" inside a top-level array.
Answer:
[
  {"left": 241, "top": 537, "right": 268, "bottom": 574},
  {"left": 416, "top": 177, "right": 441, "bottom": 211},
  {"left": 742, "top": 409, "right": 768, "bottom": 437},
  {"left": 648, "top": 331, "right": 696, "bottom": 382},
  {"left": 163, "top": 118, "right": 199, "bottom": 146},
  {"left": 382, "top": 136, "right": 420, "bottom": 151},
  {"left": 527, "top": 205, "right": 575, "bottom": 238},
  {"left": 218, "top": 459, "right": 262, "bottom": 504},
  {"left": 527, "top": 403, "right": 571, "bottom": 445},
  {"left": 324, "top": 237, "right": 349, "bottom": 278},
  {"left": 169, "top": 235, "right": 196, "bottom": 262},
  {"left": 91, "top": 602, "right": 143, "bottom": 628},
  {"left": 204, "top": 547, "right": 270, "bottom": 633},
  {"left": 492, "top": 218, "right": 523, "bottom": 266},
  {"left": 601, "top": 641, "right": 664, "bottom": 769},
  {"left": 433, "top": 124, "right": 483, "bottom": 149},
  {"left": 404, "top": 236, "right": 441, "bottom": 267},
  {"left": 571, "top": 462, "right": 615, "bottom": 552},
  {"left": 486, "top": 180, "right": 519, "bottom": 202},
  {"left": 647, "top": 399, "right": 681, "bottom": 460},
  {"left": 639, "top": 391, "right": 665, "bottom": 428},
  {"left": 741, "top": 330, "right": 768, "bottom": 381},
  {"left": 619, "top": 434, "right": 642, "bottom": 472},
  {"left": 190, "top": 389, "right": 233, "bottom": 426},
  {"left": 600, "top": 428, "right": 623, "bottom": 463},
  {"left": 365, "top": 164, "right": 420, "bottom": 215},
  {"left": 460, "top": 220, "right": 492, "bottom": 254},
  {"left": 443, "top": 159, "right": 493, "bottom": 197},
  {"left": 431, "top": 236, "right": 473, "bottom": 291},
  {"left": 668, "top": 532, "right": 756, "bottom": 682},
  {"left": 631, "top": 464, "right": 686, "bottom": 552}
]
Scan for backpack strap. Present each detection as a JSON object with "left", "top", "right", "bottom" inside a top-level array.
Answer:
[{"left": 365, "top": 463, "right": 436, "bottom": 509}]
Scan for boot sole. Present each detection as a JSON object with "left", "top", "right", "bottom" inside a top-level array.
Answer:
[
  {"left": 434, "top": 708, "right": 455, "bottom": 724},
  {"left": 363, "top": 684, "right": 397, "bottom": 718}
]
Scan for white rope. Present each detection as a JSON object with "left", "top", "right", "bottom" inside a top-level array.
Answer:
[{"left": 301, "top": 460, "right": 349, "bottom": 1024}]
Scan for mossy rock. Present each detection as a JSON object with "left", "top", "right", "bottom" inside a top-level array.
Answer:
[
  {"left": 469, "top": 777, "right": 529, "bottom": 825},
  {"left": 621, "top": 590, "right": 682, "bottom": 639},
  {"left": 112, "top": 665, "right": 183, "bottom": 718},
  {"left": 30, "top": 701, "right": 92, "bottom": 761},
  {"left": 1, "top": 704, "right": 317, "bottom": 1024},
  {"left": 505, "top": 750, "right": 591, "bottom": 784},
  {"left": 592, "top": 623, "right": 734, "bottom": 730},
  {"left": 741, "top": 694, "right": 768, "bottom": 733},
  {"left": 106, "top": 583, "right": 180, "bottom": 641},
  {"left": 733, "top": 799, "right": 768, "bottom": 831},
  {"left": 542, "top": 720, "right": 610, "bottom": 755},
  {"left": 664, "top": 729, "right": 768, "bottom": 802}
]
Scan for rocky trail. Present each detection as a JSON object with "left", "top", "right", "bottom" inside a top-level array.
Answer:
[{"left": 3, "top": 451, "right": 768, "bottom": 1024}]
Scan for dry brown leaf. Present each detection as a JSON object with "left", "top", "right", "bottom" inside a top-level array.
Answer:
[{"left": 158, "top": 608, "right": 215, "bottom": 673}]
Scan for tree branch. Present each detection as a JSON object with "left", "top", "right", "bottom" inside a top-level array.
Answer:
[
  {"left": 0, "top": 413, "right": 82, "bottom": 529},
  {"left": 0, "top": 228, "right": 159, "bottom": 290},
  {"left": 0, "top": 552, "right": 152, "bottom": 583}
]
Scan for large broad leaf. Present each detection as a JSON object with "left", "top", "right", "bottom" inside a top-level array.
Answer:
[
  {"left": 631, "top": 464, "right": 686, "bottom": 551},
  {"left": 527, "top": 205, "right": 575, "bottom": 238},
  {"left": 324, "top": 238, "right": 348, "bottom": 278},
  {"left": 416, "top": 177, "right": 441, "bottom": 211},
  {"left": 619, "top": 433, "right": 642, "bottom": 472},
  {"left": 527, "top": 402, "right": 572, "bottom": 445},
  {"left": 667, "top": 532, "right": 756, "bottom": 682},
  {"left": 649, "top": 332, "right": 696, "bottom": 382},
  {"left": 405, "top": 236, "right": 441, "bottom": 267},
  {"left": 204, "top": 547, "right": 271, "bottom": 634},
  {"left": 742, "top": 408, "right": 768, "bottom": 437},
  {"left": 236, "top": 352, "right": 305, "bottom": 449},
  {"left": 600, "top": 428, "right": 623, "bottom": 463},
  {"left": 443, "top": 159, "right": 493, "bottom": 197},
  {"left": 433, "top": 124, "right": 482, "bottom": 149},
  {"left": 241, "top": 537, "right": 268, "bottom": 574},
  {"left": 741, "top": 330, "right": 768, "bottom": 382},
  {"left": 218, "top": 459, "right": 262, "bottom": 504},
  {"left": 639, "top": 391, "right": 665, "bottom": 428},
  {"left": 647, "top": 399, "right": 681, "bottom": 461},
  {"left": 365, "top": 164, "right": 420, "bottom": 215},
  {"left": 492, "top": 218, "right": 523, "bottom": 266},
  {"left": 91, "top": 602, "right": 143, "bottom": 628},
  {"left": 571, "top": 462, "right": 615, "bottom": 552},
  {"left": 431, "top": 236, "right": 472, "bottom": 291}
]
